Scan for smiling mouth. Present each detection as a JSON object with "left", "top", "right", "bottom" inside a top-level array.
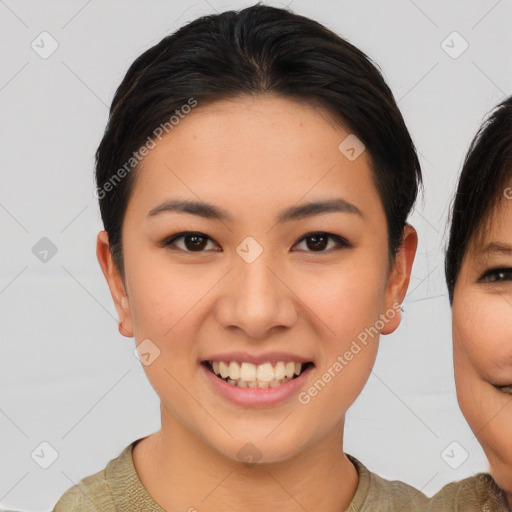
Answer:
[{"left": 202, "top": 360, "right": 314, "bottom": 388}]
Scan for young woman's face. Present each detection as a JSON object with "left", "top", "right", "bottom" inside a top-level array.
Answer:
[
  {"left": 99, "top": 95, "right": 415, "bottom": 464},
  {"left": 452, "top": 190, "right": 512, "bottom": 501}
]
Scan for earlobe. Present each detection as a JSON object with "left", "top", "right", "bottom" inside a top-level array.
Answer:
[
  {"left": 96, "top": 231, "right": 134, "bottom": 338},
  {"left": 381, "top": 224, "right": 418, "bottom": 335},
  {"left": 118, "top": 296, "right": 133, "bottom": 337}
]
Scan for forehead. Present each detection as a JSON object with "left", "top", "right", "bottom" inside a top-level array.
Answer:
[
  {"left": 153, "top": 94, "right": 350, "bottom": 163},
  {"left": 127, "top": 94, "right": 383, "bottom": 221}
]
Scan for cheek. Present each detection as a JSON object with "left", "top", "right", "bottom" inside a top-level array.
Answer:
[
  {"left": 302, "top": 253, "right": 387, "bottom": 381},
  {"left": 126, "top": 259, "right": 213, "bottom": 403},
  {"left": 125, "top": 243, "right": 216, "bottom": 338},
  {"left": 453, "top": 294, "right": 512, "bottom": 379},
  {"left": 453, "top": 292, "right": 512, "bottom": 467},
  {"left": 128, "top": 273, "right": 187, "bottom": 339},
  {"left": 299, "top": 248, "right": 387, "bottom": 326}
]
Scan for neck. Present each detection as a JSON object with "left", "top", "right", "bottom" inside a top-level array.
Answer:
[{"left": 133, "top": 407, "right": 358, "bottom": 512}]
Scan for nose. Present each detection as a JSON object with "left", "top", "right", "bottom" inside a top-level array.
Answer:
[{"left": 214, "top": 254, "right": 298, "bottom": 339}]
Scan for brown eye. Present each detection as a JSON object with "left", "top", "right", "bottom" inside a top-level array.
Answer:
[
  {"left": 306, "top": 234, "right": 328, "bottom": 251},
  {"left": 163, "top": 232, "right": 219, "bottom": 252},
  {"left": 294, "top": 232, "right": 349, "bottom": 252},
  {"left": 183, "top": 234, "right": 208, "bottom": 251}
]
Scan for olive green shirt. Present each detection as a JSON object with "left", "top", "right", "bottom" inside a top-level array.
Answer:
[
  {"left": 52, "top": 439, "right": 509, "bottom": 511},
  {"left": 428, "top": 473, "right": 509, "bottom": 511}
]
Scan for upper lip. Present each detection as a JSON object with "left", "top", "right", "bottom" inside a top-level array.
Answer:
[{"left": 201, "top": 351, "right": 314, "bottom": 366}]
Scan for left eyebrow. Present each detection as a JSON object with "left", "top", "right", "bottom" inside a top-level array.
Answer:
[
  {"left": 147, "top": 197, "right": 363, "bottom": 222},
  {"left": 276, "top": 198, "right": 363, "bottom": 222}
]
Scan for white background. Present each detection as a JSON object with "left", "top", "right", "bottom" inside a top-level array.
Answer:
[{"left": 1, "top": 0, "right": 511, "bottom": 510}]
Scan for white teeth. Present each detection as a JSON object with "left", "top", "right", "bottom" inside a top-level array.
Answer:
[
  {"left": 208, "top": 360, "right": 307, "bottom": 388},
  {"left": 275, "top": 361, "right": 286, "bottom": 380},
  {"left": 219, "top": 361, "right": 229, "bottom": 379},
  {"left": 240, "top": 362, "right": 256, "bottom": 381},
  {"left": 257, "top": 363, "right": 274, "bottom": 382},
  {"left": 228, "top": 361, "right": 240, "bottom": 380}
]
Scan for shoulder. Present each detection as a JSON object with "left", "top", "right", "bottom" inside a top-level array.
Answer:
[
  {"left": 52, "top": 444, "right": 133, "bottom": 512},
  {"left": 347, "top": 455, "right": 429, "bottom": 511},
  {"left": 53, "top": 467, "right": 114, "bottom": 511},
  {"left": 429, "top": 473, "right": 510, "bottom": 512}
]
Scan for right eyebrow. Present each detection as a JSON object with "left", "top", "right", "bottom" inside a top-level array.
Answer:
[{"left": 148, "top": 199, "right": 231, "bottom": 221}]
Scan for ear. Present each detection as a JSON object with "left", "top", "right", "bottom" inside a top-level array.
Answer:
[
  {"left": 381, "top": 224, "right": 418, "bottom": 335},
  {"left": 96, "top": 230, "right": 133, "bottom": 338}
]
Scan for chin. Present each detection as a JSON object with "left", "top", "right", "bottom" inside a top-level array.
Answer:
[{"left": 211, "top": 429, "right": 315, "bottom": 467}]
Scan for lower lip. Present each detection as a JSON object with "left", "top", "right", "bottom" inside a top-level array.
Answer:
[{"left": 200, "top": 363, "right": 314, "bottom": 408}]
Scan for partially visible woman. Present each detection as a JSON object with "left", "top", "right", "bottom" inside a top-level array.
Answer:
[{"left": 433, "top": 97, "right": 512, "bottom": 511}]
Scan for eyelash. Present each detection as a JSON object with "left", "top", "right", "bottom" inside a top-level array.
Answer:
[
  {"left": 161, "top": 231, "right": 350, "bottom": 253},
  {"left": 479, "top": 268, "right": 512, "bottom": 283}
]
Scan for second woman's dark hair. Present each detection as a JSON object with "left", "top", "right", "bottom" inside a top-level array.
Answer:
[
  {"left": 445, "top": 96, "right": 512, "bottom": 303},
  {"left": 95, "top": 3, "right": 422, "bottom": 277}
]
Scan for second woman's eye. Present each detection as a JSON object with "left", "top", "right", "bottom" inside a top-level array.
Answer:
[
  {"left": 480, "top": 268, "right": 512, "bottom": 283},
  {"left": 293, "top": 232, "right": 350, "bottom": 252}
]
